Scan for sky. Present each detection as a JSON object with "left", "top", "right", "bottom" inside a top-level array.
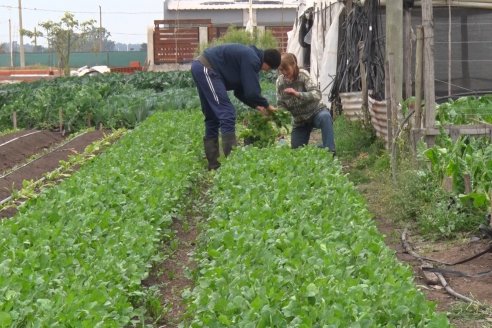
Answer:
[{"left": 0, "top": 0, "right": 167, "bottom": 46}]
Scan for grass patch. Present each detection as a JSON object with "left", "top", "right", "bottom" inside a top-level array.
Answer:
[{"left": 334, "top": 115, "right": 487, "bottom": 241}]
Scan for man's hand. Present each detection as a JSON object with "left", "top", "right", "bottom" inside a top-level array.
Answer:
[{"left": 256, "top": 105, "right": 277, "bottom": 116}]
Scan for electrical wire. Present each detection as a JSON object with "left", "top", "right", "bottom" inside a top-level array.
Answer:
[{"left": 0, "top": 5, "right": 161, "bottom": 15}]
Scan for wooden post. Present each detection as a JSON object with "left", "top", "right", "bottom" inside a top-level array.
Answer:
[
  {"left": 59, "top": 108, "right": 63, "bottom": 134},
  {"left": 403, "top": 7, "right": 412, "bottom": 100},
  {"left": 442, "top": 176, "right": 453, "bottom": 193},
  {"left": 415, "top": 26, "right": 424, "bottom": 130},
  {"left": 422, "top": 0, "right": 436, "bottom": 145},
  {"left": 385, "top": 59, "right": 393, "bottom": 150},
  {"left": 386, "top": 0, "right": 403, "bottom": 109},
  {"left": 463, "top": 174, "right": 471, "bottom": 194},
  {"left": 12, "top": 111, "right": 17, "bottom": 130},
  {"left": 388, "top": 53, "right": 398, "bottom": 184},
  {"left": 489, "top": 189, "right": 492, "bottom": 228},
  {"left": 412, "top": 26, "right": 424, "bottom": 155},
  {"left": 358, "top": 41, "right": 370, "bottom": 126}
]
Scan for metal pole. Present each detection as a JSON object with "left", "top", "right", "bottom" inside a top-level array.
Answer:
[
  {"left": 18, "top": 0, "right": 25, "bottom": 67},
  {"left": 9, "top": 19, "right": 13, "bottom": 67},
  {"left": 99, "top": 5, "right": 103, "bottom": 51}
]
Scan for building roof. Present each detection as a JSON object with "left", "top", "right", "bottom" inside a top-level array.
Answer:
[{"left": 167, "top": 0, "right": 299, "bottom": 10}]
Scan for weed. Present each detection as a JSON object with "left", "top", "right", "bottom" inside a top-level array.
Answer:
[
  {"left": 333, "top": 115, "right": 381, "bottom": 160},
  {"left": 448, "top": 301, "right": 492, "bottom": 322}
]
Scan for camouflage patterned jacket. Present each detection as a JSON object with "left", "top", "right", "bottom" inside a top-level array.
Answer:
[{"left": 276, "top": 69, "right": 325, "bottom": 126}]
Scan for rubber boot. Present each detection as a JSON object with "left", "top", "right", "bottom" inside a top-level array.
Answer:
[
  {"left": 203, "top": 137, "right": 220, "bottom": 170},
  {"left": 222, "top": 133, "right": 237, "bottom": 157}
]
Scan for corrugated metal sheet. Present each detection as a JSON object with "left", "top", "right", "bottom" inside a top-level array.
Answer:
[
  {"left": 340, "top": 92, "right": 364, "bottom": 122},
  {"left": 368, "top": 96, "right": 389, "bottom": 146},
  {"left": 168, "top": 0, "right": 298, "bottom": 10}
]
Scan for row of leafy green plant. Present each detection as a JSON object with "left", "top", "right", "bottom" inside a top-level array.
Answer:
[
  {"left": 184, "top": 146, "right": 449, "bottom": 326},
  {"left": 413, "top": 96, "right": 492, "bottom": 236},
  {"left": 0, "top": 70, "right": 278, "bottom": 134},
  {"left": 0, "top": 71, "right": 199, "bottom": 132},
  {"left": 416, "top": 133, "right": 491, "bottom": 235},
  {"left": 0, "top": 110, "right": 204, "bottom": 326},
  {"left": 436, "top": 95, "right": 492, "bottom": 125}
]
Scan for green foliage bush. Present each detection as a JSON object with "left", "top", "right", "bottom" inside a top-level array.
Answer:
[
  {"left": 333, "top": 115, "right": 381, "bottom": 159},
  {"left": 198, "top": 26, "right": 278, "bottom": 53},
  {"left": 436, "top": 95, "right": 492, "bottom": 124},
  {"left": 390, "top": 169, "right": 484, "bottom": 239},
  {"left": 0, "top": 71, "right": 199, "bottom": 132}
]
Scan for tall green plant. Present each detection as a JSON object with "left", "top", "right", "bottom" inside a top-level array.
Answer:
[{"left": 198, "top": 26, "right": 278, "bottom": 54}]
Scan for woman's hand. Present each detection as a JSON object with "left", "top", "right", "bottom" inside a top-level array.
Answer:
[{"left": 283, "top": 87, "right": 300, "bottom": 98}]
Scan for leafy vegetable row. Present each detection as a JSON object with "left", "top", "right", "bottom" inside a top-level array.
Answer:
[
  {"left": 0, "top": 71, "right": 277, "bottom": 133},
  {"left": 424, "top": 134, "right": 491, "bottom": 216},
  {"left": 0, "top": 110, "right": 203, "bottom": 326},
  {"left": 186, "top": 146, "right": 449, "bottom": 327},
  {"left": 437, "top": 95, "right": 492, "bottom": 125},
  {"left": 0, "top": 71, "right": 198, "bottom": 132}
]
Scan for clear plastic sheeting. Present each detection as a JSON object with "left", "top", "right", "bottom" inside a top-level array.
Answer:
[
  {"left": 318, "top": 3, "right": 344, "bottom": 107},
  {"left": 286, "top": 18, "right": 305, "bottom": 69},
  {"left": 286, "top": 0, "right": 344, "bottom": 108}
]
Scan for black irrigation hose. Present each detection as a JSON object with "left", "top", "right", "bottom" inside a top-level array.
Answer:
[
  {"left": 329, "top": 0, "right": 385, "bottom": 104},
  {"left": 363, "top": 0, "right": 385, "bottom": 101}
]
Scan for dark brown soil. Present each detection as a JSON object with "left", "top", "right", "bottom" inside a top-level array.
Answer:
[
  {"left": 0, "top": 129, "right": 107, "bottom": 218},
  {"left": 358, "top": 183, "right": 492, "bottom": 327}
]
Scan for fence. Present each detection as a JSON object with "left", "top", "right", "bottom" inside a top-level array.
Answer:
[
  {"left": 0, "top": 51, "right": 147, "bottom": 69},
  {"left": 153, "top": 19, "right": 211, "bottom": 65},
  {"left": 153, "top": 20, "right": 292, "bottom": 64}
]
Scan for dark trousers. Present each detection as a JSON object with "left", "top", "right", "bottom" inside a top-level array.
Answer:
[{"left": 191, "top": 60, "right": 236, "bottom": 138}]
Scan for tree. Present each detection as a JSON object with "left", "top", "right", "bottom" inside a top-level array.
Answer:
[
  {"left": 199, "top": 26, "right": 278, "bottom": 54},
  {"left": 140, "top": 43, "right": 147, "bottom": 52},
  {"left": 0, "top": 43, "right": 8, "bottom": 54},
  {"left": 75, "top": 26, "right": 113, "bottom": 52},
  {"left": 23, "top": 12, "right": 97, "bottom": 76}
]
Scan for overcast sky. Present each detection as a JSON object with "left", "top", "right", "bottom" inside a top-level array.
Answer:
[{"left": 0, "top": 0, "right": 166, "bottom": 46}]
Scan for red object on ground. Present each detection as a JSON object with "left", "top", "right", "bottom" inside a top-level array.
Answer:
[
  {"left": 110, "top": 65, "right": 143, "bottom": 74},
  {"left": 0, "top": 68, "right": 61, "bottom": 82}
]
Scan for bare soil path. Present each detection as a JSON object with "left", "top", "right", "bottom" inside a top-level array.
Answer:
[{"left": 358, "top": 181, "right": 492, "bottom": 328}]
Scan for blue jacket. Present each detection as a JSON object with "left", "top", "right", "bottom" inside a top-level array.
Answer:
[{"left": 203, "top": 43, "right": 269, "bottom": 108}]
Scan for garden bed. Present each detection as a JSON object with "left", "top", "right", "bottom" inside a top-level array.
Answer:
[{"left": 0, "top": 129, "right": 110, "bottom": 218}]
